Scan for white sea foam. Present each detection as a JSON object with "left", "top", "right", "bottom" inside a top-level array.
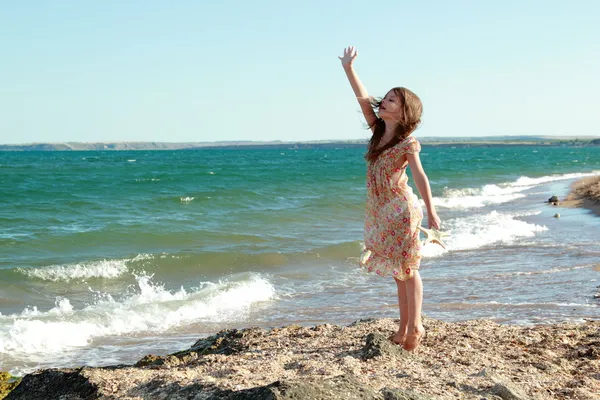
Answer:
[
  {"left": 434, "top": 171, "right": 600, "bottom": 209},
  {"left": 474, "top": 300, "right": 597, "bottom": 308},
  {"left": 511, "top": 210, "right": 542, "bottom": 217},
  {"left": 494, "top": 264, "right": 592, "bottom": 277},
  {"left": 421, "top": 211, "right": 548, "bottom": 258},
  {"left": 180, "top": 196, "right": 195, "bottom": 203},
  {"left": 18, "top": 254, "right": 153, "bottom": 282},
  {"left": 0, "top": 274, "right": 275, "bottom": 357},
  {"left": 510, "top": 171, "right": 600, "bottom": 187},
  {"left": 19, "top": 259, "right": 130, "bottom": 282},
  {"left": 434, "top": 184, "right": 529, "bottom": 209}
]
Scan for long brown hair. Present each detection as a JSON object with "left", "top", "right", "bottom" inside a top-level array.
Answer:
[{"left": 365, "top": 87, "right": 423, "bottom": 162}]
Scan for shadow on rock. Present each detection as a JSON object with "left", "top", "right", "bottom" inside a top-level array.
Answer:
[
  {"left": 136, "top": 374, "right": 436, "bottom": 400},
  {"left": 360, "top": 333, "right": 412, "bottom": 360},
  {"left": 5, "top": 368, "right": 98, "bottom": 400}
]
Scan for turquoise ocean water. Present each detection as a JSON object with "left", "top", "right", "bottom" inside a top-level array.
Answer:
[{"left": 1, "top": 144, "right": 599, "bottom": 374}]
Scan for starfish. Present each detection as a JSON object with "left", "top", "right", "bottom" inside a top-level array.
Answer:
[{"left": 418, "top": 226, "right": 449, "bottom": 249}]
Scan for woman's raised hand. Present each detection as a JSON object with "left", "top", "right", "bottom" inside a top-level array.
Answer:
[{"left": 338, "top": 46, "right": 358, "bottom": 67}]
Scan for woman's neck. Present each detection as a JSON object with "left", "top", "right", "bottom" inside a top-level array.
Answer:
[{"left": 381, "top": 120, "right": 399, "bottom": 142}]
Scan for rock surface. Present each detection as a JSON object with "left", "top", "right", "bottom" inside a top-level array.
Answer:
[{"left": 5, "top": 317, "right": 600, "bottom": 400}]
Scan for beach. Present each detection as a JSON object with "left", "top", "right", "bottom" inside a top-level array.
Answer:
[
  {"left": 559, "top": 176, "right": 600, "bottom": 216},
  {"left": 5, "top": 317, "right": 600, "bottom": 399}
]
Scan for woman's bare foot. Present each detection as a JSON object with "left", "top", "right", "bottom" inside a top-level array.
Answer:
[
  {"left": 389, "top": 329, "right": 407, "bottom": 345},
  {"left": 403, "top": 325, "right": 425, "bottom": 351}
]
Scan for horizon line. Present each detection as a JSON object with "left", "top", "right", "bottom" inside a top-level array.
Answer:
[{"left": 2, "top": 134, "right": 599, "bottom": 147}]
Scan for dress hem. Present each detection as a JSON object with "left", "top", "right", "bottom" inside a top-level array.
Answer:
[{"left": 359, "top": 248, "right": 421, "bottom": 281}]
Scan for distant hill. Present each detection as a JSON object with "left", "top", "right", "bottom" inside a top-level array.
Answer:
[
  {"left": 0, "top": 136, "right": 598, "bottom": 151},
  {"left": 0, "top": 140, "right": 367, "bottom": 151}
]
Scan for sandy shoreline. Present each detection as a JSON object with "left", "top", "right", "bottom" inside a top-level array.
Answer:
[
  {"left": 4, "top": 317, "right": 599, "bottom": 399},
  {"left": 558, "top": 176, "right": 600, "bottom": 216}
]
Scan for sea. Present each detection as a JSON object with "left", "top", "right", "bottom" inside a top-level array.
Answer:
[{"left": 1, "top": 144, "right": 599, "bottom": 375}]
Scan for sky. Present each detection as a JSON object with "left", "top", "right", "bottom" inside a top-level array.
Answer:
[{"left": 1, "top": 0, "right": 599, "bottom": 144}]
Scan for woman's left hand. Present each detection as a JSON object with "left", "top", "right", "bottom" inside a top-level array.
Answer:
[{"left": 428, "top": 210, "right": 441, "bottom": 230}]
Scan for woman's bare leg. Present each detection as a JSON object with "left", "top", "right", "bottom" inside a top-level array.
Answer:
[
  {"left": 392, "top": 277, "right": 409, "bottom": 344},
  {"left": 403, "top": 270, "right": 425, "bottom": 351}
]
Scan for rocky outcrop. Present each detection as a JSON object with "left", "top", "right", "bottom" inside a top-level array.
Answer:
[
  {"left": 4, "top": 317, "right": 600, "bottom": 399},
  {"left": 5, "top": 369, "right": 98, "bottom": 400}
]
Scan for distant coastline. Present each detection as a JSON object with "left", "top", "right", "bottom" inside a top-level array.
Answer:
[{"left": 1, "top": 136, "right": 598, "bottom": 151}]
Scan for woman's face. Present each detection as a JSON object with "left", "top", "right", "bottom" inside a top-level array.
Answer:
[{"left": 378, "top": 90, "right": 402, "bottom": 121}]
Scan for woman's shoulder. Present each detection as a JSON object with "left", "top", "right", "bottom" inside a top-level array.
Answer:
[
  {"left": 398, "top": 135, "right": 421, "bottom": 154},
  {"left": 400, "top": 135, "right": 419, "bottom": 145}
]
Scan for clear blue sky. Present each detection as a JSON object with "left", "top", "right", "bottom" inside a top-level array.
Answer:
[{"left": 1, "top": 1, "right": 598, "bottom": 144}]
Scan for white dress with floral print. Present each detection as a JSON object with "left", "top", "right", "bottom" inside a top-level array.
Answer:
[{"left": 359, "top": 135, "right": 423, "bottom": 280}]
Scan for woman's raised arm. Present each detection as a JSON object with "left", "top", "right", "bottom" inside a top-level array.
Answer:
[{"left": 339, "top": 46, "right": 377, "bottom": 131}]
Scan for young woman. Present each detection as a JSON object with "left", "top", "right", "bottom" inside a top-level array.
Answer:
[{"left": 340, "top": 46, "right": 441, "bottom": 351}]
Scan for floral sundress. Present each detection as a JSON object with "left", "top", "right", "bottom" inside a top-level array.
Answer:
[{"left": 359, "top": 135, "right": 423, "bottom": 280}]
